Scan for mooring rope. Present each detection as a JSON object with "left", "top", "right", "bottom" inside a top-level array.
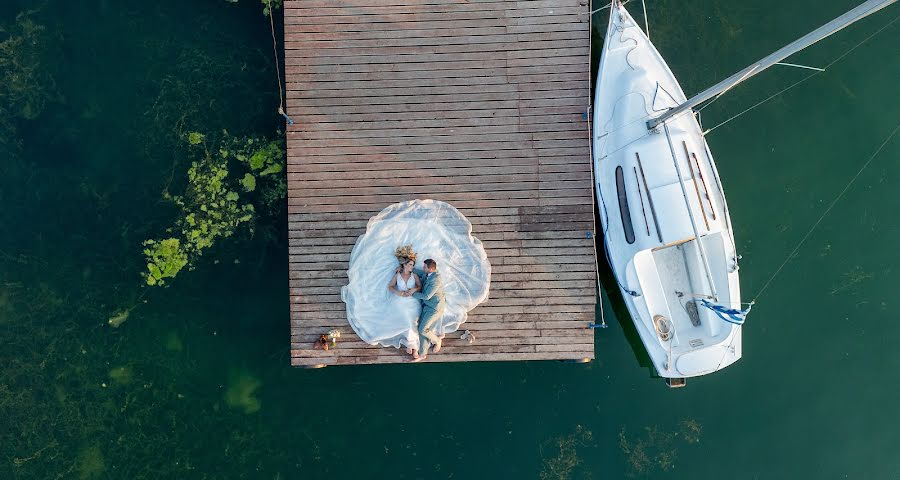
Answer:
[
  {"left": 589, "top": 0, "right": 632, "bottom": 17},
  {"left": 587, "top": 11, "right": 608, "bottom": 330},
  {"left": 266, "top": 0, "right": 294, "bottom": 125}
]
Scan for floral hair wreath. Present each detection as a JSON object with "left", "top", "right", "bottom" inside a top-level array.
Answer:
[{"left": 394, "top": 244, "right": 417, "bottom": 264}]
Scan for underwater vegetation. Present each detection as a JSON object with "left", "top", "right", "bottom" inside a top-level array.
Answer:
[
  {"left": 618, "top": 419, "right": 703, "bottom": 476},
  {"left": 0, "top": 1, "right": 296, "bottom": 477},
  {"left": 143, "top": 132, "right": 285, "bottom": 286},
  {"left": 75, "top": 445, "right": 106, "bottom": 479},
  {"left": 0, "top": 288, "right": 281, "bottom": 478},
  {"left": 539, "top": 425, "right": 594, "bottom": 480},
  {"left": 0, "top": 8, "right": 61, "bottom": 148},
  {"left": 829, "top": 265, "right": 873, "bottom": 295},
  {"left": 224, "top": 369, "right": 263, "bottom": 414},
  {"left": 139, "top": 39, "right": 274, "bottom": 168}
]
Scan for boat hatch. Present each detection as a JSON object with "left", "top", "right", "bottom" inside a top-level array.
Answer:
[{"left": 615, "top": 166, "right": 636, "bottom": 244}]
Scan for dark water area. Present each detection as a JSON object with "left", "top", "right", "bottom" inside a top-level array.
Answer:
[{"left": 1, "top": 0, "right": 898, "bottom": 478}]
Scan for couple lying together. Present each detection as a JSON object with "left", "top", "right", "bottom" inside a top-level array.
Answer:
[
  {"left": 341, "top": 200, "right": 492, "bottom": 362},
  {"left": 387, "top": 249, "right": 445, "bottom": 361}
]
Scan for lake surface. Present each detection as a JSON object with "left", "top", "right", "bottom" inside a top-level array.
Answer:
[{"left": 1, "top": 0, "right": 898, "bottom": 478}]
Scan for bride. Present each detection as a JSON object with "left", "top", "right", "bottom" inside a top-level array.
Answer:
[{"left": 386, "top": 252, "right": 423, "bottom": 355}]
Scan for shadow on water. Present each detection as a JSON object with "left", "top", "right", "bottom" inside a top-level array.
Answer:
[
  {"left": 593, "top": 210, "right": 657, "bottom": 375},
  {"left": 589, "top": 5, "right": 657, "bottom": 377}
]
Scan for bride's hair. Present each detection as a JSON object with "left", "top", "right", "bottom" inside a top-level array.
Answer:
[{"left": 394, "top": 244, "right": 417, "bottom": 264}]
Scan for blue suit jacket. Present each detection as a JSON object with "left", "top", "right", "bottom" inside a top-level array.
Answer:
[{"left": 412, "top": 269, "right": 445, "bottom": 312}]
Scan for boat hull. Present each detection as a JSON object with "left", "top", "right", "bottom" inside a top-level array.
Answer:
[{"left": 592, "top": 4, "right": 743, "bottom": 379}]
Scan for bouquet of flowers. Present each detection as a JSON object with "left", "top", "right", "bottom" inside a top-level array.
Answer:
[{"left": 314, "top": 329, "right": 342, "bottom": 350}]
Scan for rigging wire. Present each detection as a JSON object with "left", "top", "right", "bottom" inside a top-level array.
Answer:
[
  {"left": 751, "top": 120, "right": 900, "bottom": 303},
  {"left": 640, "top": 0, "right": 650, "bottom": 39},
  {"left": 702, "top": 14, "right": 899, "bottom": 135},
  {"left": 589, "top": 0, "right": 632, "bottom": 16}
]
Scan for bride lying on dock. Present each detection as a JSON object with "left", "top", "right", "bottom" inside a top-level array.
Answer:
[{"left": 341, "top": 200, "right": 492, "bottom": 357}]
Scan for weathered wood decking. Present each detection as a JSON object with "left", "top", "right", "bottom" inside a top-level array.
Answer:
[{"left": 285, "top": 0, "right": 596, "bottom": 366}]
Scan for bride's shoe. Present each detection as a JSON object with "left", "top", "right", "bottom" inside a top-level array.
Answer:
[{"left": 432, "top": 338, "right": 442, "bottom": 353}]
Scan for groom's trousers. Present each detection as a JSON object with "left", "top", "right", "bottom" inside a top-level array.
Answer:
[{"left": 418, "top": 306, "right": 443, "bottom": 355}]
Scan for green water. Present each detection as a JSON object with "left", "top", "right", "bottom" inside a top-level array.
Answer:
[{"left": 1, "top": 0, "right": 898, "bottom": 478}]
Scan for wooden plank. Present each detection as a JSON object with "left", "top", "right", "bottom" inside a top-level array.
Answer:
[
  {"left": 284, "top": 135, "right": 586, "bottom": 156},
  {"left": 291, "top": 317, "right": 595, "bottom": 329},
  {"left": 289, "top": 196, "right": 594, "bottom": 214},
  {"left": 289, "top": 172, "right": 590, "bottom": 191},
  {"left": 293, "top": 113, "right": 585, "bottom": 132},
  {"left": 289, "top": 122, "right": 585, "bottom": 141},
  {"left": 287, "top": 154, "right": 587, "bottom": 169},
  {"left": 284, "top": 63, "right": 585, "bottom": 82},
  {"left": 292, "top": 328, "right": 593, "bottom": 344},
  {"left": 287, "top": 1, "right": 587, "bottom": 16},
  {"left": 291, "top": 351, "right": 593, "bottom": 367},
  {"left": 286, "top": 148, "right": 585, "bottom": 166},
  {"left": 288, "top": 239, "right": 594, "bottom": 254},
  {"left": 287, "top": 204, "right": 592, "bottom": 221},
  {"left": 283, "top": 15, "right": 586, "bottom": 35},
  {"left": 284, "top": 33, "right": 587, "bottom": 55},
  {"left": 284, "top": 40, "right": 589, "bottom": 60},
  {"left": 289, "top": 163, "right": 589, "bottom": 183}
]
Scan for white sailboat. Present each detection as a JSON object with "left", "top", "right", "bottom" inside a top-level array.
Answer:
[{"left": 592, "top": 0, "right": 896, "bottom": 384}]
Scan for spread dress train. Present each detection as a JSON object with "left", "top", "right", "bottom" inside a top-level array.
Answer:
[{"left": 341, "top": 200, "right": 492, "bottom": 350}]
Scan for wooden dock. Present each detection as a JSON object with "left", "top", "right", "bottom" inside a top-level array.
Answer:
[{"left": 285, "top": 0, "right": 596, "bottom": 367}]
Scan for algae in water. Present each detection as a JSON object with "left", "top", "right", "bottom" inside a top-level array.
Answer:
[
  {"left": 618, "top": 419, "right": 704, "bottom": 476},
  {"left": 76, "top": 445, "right": 106, "bottom": 479},
  {"left": 109, "top": 365, "right": 134, "bottom": 385},
  {"left": 539, "top": 425, "right": 593, "bottom": 480},
  {"left": 224, "top": 370, "right": 262, "bottom": 414}
]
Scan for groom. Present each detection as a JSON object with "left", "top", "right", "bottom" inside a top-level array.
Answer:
[{"left": 412, "top": 259, "right": 445, "bottom": 360}]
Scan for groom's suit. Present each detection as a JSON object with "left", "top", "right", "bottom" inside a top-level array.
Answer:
[{"left": 412, "top": 269, "right": 446, "bottom": 355}]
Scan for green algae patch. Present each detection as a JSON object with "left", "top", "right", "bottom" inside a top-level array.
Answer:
[
  {"left": 107, "top": 309, "right": 130, "bottom": 328},
  {"left": 165, "top": 331, "right": 184, "bottom": 352},
  {"left": 76, "top": 445, "right": 106, "bottom": 479},
  {"left": 143, "top": 237, "right": 190, "bottom": 287},
  {"left": 224, "top": 370, "right": 262, "bottom": 414},
  {"left": 241, "top": 173, "right": 256, "bottom": 192},
  {"left": 109, "top": 366, "right": 134, "bottom": 385}
]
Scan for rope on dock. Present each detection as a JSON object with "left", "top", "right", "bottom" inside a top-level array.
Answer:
[{"left": 266, "top": 0, "right": 294, "bottom": 125}]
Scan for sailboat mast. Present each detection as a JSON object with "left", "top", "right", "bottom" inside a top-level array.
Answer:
[{"left": 647, "top": 0, "right": 898, "bottom": 130}]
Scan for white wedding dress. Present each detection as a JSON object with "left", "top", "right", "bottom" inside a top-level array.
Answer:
[
  {"left": 386, "top": 273, "right": 422, "bottom": 349},
  {"left": 341, "top": 199, "right": 492, "bottom": 349}
]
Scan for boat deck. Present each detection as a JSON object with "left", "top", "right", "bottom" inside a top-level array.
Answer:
[{"left": 285, "top": 0, "right": 597, "bottom": 367}]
